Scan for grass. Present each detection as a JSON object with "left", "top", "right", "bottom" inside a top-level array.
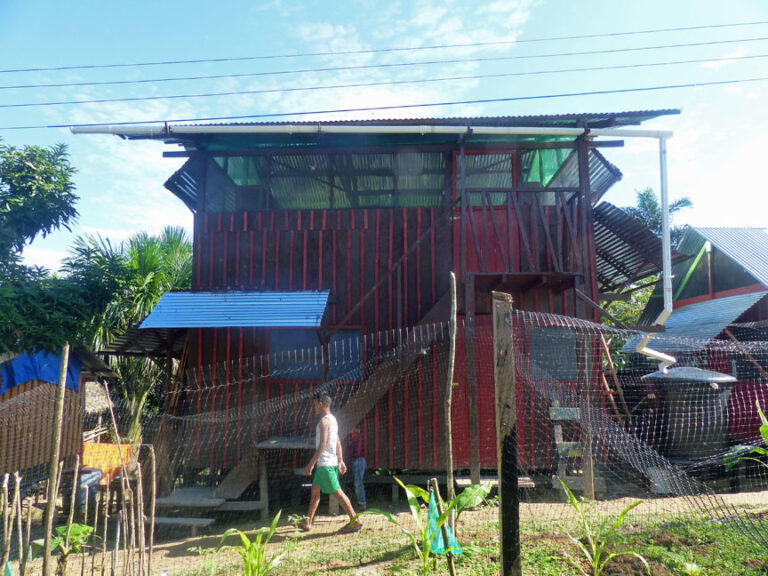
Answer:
[{"left": 165, "top": 503, "right": 768, "bottom": 576}]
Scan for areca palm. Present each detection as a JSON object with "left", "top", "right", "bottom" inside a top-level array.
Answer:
[{"left": 66, "top": 226, "right": 192, "bottom": 443}]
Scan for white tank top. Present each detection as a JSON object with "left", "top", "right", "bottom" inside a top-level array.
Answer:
[{"left": 316, "top": 413, "right": 339, "bottom": 467}]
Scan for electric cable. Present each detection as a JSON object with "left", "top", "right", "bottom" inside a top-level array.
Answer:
[
  {"left": 3, "top": 53, "right": 766, "bottom": 109},
  {"left": 1, "top": 19, "right": 766, "bottom": 74},
  {"left": 2, "top": 75, "right": 766, "bottom": 131},
  {"left": 2, "top": 35, "right": 767, "bottom": 91}
]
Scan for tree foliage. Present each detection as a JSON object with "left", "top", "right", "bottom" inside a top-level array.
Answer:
[
  {"left": 0, "top": 142, "right": 78, "bottom": 267},
  {"left": 64, "top": 226, "right": 193, "bottom": 442},
  {"left": 0, "top": 142, "right": 84, "bottom": 353},
  {"left": 621, "top": 187, "right": 692, "bottom": 248}
]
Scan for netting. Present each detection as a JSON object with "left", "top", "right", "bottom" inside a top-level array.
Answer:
[{"left": 3, "top": 310, "right": 768, "bottom": 575}]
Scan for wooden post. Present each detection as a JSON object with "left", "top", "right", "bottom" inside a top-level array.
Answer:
[
  {"left": 445, "top": 272, "right": 457, "bottom": 529},
  {"left": 577, "top": 335, "right": 595, "bottom": 500},
  {"left": 492, "top": 292, "right": 521, "bottom": 576},
  {"left": 429, "top": 478, "right": 456, "bottom": 576},
  {"left": 43, "top": 342, "right": 70, "bottom": 576},
  {"left": 465, "top": 276, "right": 481, "bottom": 485}
]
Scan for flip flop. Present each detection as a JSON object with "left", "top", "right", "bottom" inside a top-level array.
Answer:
[{"left": 338, "top": 520, "right": 363, "bottom": 534}]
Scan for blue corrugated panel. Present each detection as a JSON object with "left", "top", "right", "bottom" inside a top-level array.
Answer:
[
  {"left": 139, "top": 291, "right": 330, "bottom": 329},
  {"left": 623, "top": 291, "right": 768, "bottom": 354}
]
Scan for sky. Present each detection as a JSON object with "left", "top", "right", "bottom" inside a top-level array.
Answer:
[{"left": 1, "top": 0, "right": 766, "bottom": 271}]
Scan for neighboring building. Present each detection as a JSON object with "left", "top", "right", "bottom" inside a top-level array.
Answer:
[
  {"left": 634, "top": 227, "right": 768, "bottom": 447},
  {"left": 86, "top": 111, "right": 678, "bottom": 478},
  {"left": 0, "top": 349, "right": 114, "bottom": 478}
]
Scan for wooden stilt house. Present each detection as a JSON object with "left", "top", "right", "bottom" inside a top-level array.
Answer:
[{"left": 87, "top": 111, "right": 679, "bottom": 485}]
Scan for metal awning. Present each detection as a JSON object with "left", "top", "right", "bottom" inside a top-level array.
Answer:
[
  {"left": 139, "top": 290, "right": 331, "bottom": 329},
  {"left": 623, "top": 291, "right": 768, "bottom": 354}
]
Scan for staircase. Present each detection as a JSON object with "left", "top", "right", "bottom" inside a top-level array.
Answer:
[
  {"left": 153, "top": 455, "right": 268, "bottom": 534},
  {"left": 335, "top": 292, "right": 450, "bottom": 434}
]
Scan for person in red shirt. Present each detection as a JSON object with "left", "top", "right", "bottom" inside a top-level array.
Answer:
[{"left": 347, "top": 426, "right": 367, "bottom": 510}]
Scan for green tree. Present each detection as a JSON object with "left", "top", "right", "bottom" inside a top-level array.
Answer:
[
  {"left": 621, "top": 187, "right": 692, "bottom": 248},
  {"left": 64, "top": 226, "right": 193, "bottom": 443},
  {"left": 0, "top": 142, "right": 83, "bottom": 353},
  {"left": 0, "top": 142, "right": 77, "bottom": 269}
]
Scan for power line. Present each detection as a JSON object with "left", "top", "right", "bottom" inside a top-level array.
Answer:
[
  {"left": 1, "top": 20, "right": 767, "bottom": 75},
  {"left": 2, "top": 76, "right": 766, "bottom": 131},
  {"left": 3, "top": 53, "right": 767, "bottom": 109},
  {"left": 3, "top": 35, "right": 767, "bottom": 91}
]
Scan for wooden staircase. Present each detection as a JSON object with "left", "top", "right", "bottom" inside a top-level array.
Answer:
[
  {"left": 335, "top": 292, "right": 450, "bottom": 434},
  {"left": 153, "top": 455, "right": 268, "bottom": 534}
]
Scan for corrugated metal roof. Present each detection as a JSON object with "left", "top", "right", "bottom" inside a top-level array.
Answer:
[
  {"left": 592, "top": 202, "right": 688, "bottom": 291},
  {"left": 623, "top": 291, "right": 768, "bottom": 353},
  {"left": 638, "top": 228, "right": 768, "bottom": 325},
  {"left": 695, "top": 228, "right": 768, "bottom": 287},
  {"left": 139, "top": 290, "right": 330, "bottom": 329},
  {"left": 167, "top": 110, "right": 679, "bottom": 130}
]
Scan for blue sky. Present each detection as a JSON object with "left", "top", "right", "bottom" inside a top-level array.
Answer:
[{"left": 1, "top": 0, "right": 766, "bottom": 270}]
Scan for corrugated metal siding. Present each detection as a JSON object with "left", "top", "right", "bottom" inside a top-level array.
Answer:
[
  {"left": 139, "top": 291, "right": 330, "bottom": 329},
  {"left": 625, "top": 291, "right": 768, "bottom": 353},
  {"left": 592, "top": 202, "right": 670, "bottom": 291},
  {"left": 695, "top": 228, "right": 768, "bottom": 287}
]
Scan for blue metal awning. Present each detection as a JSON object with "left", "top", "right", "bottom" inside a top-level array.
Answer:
[
  {"left": 139, "top": 291, "right": 330, "bottom": 329},
  {"left": 623, "top": 291, "right": 768, "bottom": 354}
]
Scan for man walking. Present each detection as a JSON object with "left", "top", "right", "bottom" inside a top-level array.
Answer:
[{"left": 299, "top": 393, "right": 362, "bottom": 533}]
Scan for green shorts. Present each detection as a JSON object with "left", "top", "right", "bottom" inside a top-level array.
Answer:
[{"left": 313, "top": 466, "right": 341, "bottom": 494}]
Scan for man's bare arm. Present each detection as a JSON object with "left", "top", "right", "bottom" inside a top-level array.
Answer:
[{"left": 304, "top": 417, "right": 329, "bottom": 475}]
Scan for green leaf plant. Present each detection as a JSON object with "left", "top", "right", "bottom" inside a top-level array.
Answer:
[
  {"left": 33, "top": 522, "right": 93, "bottom": 576},
  {"left": 725, "top": 400, "right": 768, "bottom": 472},
  {"left": 216, "top": 510, "right": 283, "bottom": 576},
  {"left": 558, "top": 478, "right": 649, "bottom": 576},
  {"left": 360, "top": 477, "right": 460, "bottom": 574}
]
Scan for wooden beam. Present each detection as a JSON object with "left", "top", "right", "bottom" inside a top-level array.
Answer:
[
  {"left": 465, "top": 278, "right": 481, "bottom": 485},
  {"left": 492, "top": 291, "right": 521, "bottom": 576},
  {"left": 574, "top": 288, "right": 629, "bottom": 329}
]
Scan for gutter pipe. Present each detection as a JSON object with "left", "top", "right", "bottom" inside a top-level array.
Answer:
[
  {"left": 71, "top": 123, "right": 673, "bottom": 140},
  {"left": 634, "top": 135, "right": 676, "bottom": 371}
]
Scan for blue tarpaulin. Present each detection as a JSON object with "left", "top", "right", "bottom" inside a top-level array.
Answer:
[{"left": 0, "top": 350, "right": 81, "bottom": 395}]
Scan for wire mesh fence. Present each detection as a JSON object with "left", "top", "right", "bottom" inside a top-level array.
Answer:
[{"left": 2, "top": 309, "right": 768, "bottom": 575}]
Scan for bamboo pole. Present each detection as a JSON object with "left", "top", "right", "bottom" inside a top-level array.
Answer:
[
  {"left": 23, "top": 492, "right": 32, "bottom": 576},
  {"left": 1, "top": 473, "right": 19, "bottom": 569},
  {"left": 429, "top": 478, "right": 456, "bottom": 576},
  {"left": 148, "top": 447, "right": 156, "bottom": 576},
  {"left": 16, "top": 482, "right": 24, "bottom": 576},
  {"left": 43, "top": 342, "right": 71, "bottom": 576},
  {"left": 599, "top": 335, "right": 630, "bottom": 418},
  {"left": 100, "top": 485, "right": 109, "bottom": 576},
  {"left": 444, "top": 272, "right": 458, "bottom": 531},
  {"left": 136, "top": 459, "right": 145, "bottom": 576},
  {"left": 2, "top": 474, "right": 9, "bottom": 565}
]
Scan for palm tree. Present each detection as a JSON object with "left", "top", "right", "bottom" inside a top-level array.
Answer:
[
  {"left": 65, "top": 226, "right": 192, "bottom": 443},
  {"left": 622, "top": 187, "right": 692, "bottom": 248}
]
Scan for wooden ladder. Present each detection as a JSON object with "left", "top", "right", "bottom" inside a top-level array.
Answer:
[{"left": 550, "top": 395, "right": 605, "bottom": 495}]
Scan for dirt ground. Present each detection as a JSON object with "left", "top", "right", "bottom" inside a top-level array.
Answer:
[{"left": 12, "top": 488, "right": 768, "bottom": 576}]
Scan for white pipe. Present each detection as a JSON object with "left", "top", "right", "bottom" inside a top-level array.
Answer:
[
  {"left": 71, "top": 123, "right": 674, "bottom": 140},
  {"left": 634, "top": 135, "right": 676, "bottom": 371}
]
